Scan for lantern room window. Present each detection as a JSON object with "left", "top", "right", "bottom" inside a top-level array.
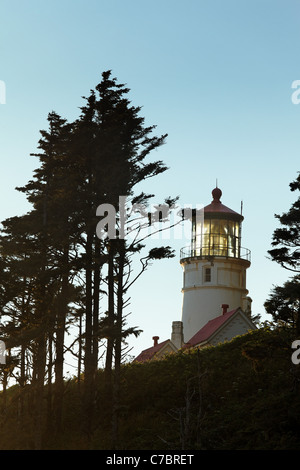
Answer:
[{"left": 192, "top": 217, "right": 241, "bottom": 258}]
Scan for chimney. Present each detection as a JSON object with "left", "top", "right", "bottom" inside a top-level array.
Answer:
[
  {"left": 152, "top": 336, "right": 159, "bottom": 346},
  {"left": 171, "top": 321, "right": 184, "bottom": 349},
  {"left": 221, "top": 304, "right": 229, "bottom": 315}
]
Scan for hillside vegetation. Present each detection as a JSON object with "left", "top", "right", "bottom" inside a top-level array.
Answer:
[{"left": 0, "top": 326, "right": 300, "bottom": 450}]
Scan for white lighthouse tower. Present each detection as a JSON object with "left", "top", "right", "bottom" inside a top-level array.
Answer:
[{"left": 180, "top": 186, "right": 251, "bottom": 343}]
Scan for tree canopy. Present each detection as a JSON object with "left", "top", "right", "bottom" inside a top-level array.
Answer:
[
  {"left": 0, "top": 70, "right": 175, "bottom": 448},
  {"left": 265, "top": 173, "right": 300, "bottom": 332},
  {"left": 268, "top": 173, "right": 300, "bottom": 273}
]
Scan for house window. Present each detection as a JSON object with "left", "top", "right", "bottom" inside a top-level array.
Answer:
[{"left": 204, "top": 267, "right": 211, "bottom": 283}]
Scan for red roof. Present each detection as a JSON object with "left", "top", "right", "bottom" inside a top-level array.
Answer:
[
  {"left": 134, "top": 339, "right": 170, "bottom": 363},
  {"left": 187, "top": 308, "right": 239, "bottom": 346},
  {"left": 204, "top": 187, "right": 243, "bottom": 221}
]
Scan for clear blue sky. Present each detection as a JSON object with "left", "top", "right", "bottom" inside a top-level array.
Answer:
[{"left": 1, "top": 0, "right": 299, "bottom": 364}]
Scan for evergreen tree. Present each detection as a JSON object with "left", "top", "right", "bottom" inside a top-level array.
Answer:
[
  {"left": 265, "top": 173, "right": 300, "bottom": 333},
  {"left": 268, "top": 173, "right": 300, "bottom": 272},
  {"left": 6, "top": 111, "right": 80, "bottom": 443},
  {"left": 264, "top": 275, "right": 300, "bottom": 333},
  {"left": 74, "top": 71, "right": 170, "bottom": 439},
  {"left": 0, "top": 70, "right": 173, "bottom": 448}
]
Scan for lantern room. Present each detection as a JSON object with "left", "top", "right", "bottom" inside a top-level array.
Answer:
[{"left": 180, "top": 187, "right": 250, "bottom": 262}]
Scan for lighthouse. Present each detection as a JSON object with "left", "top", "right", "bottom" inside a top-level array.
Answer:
[
  {"left": 180, "top": 187, "right": 251, "bottom": 343},
  {"left": 134, "top": 186, "right": 255, "bottom": 363}
]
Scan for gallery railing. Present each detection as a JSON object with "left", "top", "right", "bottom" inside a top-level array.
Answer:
[{"left": 180, "top": 244, "right": 251, "bottom": 262}]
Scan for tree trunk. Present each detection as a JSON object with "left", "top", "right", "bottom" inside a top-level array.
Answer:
[
  {"left": 54, "top": 245, "right": 69, "bottom": 434},
  {"left": 105, "top": 241, "right": 115, "bottom": 395},
  {"left": 77, "top": 312, "right": 83, "bottom": 393},
  {"left": 46, "top": 333, "right": 53, "bottom": 434},
  {"left": 111, "top": 239, "right": 125, "bottom": 448},
  {"left": 92, "top": 237, "right": 101, "bottom": 380},
  {"left": 82, "top": 229, "right": 94, "bottom": 437},
  {"left": 34, "top": 333, "right": 46, "bottom": 450},
  {"left": 18, "top": 344, "right": 26, "bottom": 431}
]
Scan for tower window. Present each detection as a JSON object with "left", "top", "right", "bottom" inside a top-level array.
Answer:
[{"left": 204, "top": 267, "right": 211, "bottom": 283}]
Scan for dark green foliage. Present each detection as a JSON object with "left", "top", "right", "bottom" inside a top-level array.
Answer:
[
  {"left": 0, "top": 327, "right": 299, "bottom": 450},
  {"left": 264, "top": 275, "right": 300, "bottom": 332},
  {"left": 265, "top": 172, "right": 300, "bottom": 332},
  {"left": 268, "top": 173, "right": 300, "bottom": 273}
]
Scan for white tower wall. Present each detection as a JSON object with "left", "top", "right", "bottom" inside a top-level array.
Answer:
[{"left": 181, "top": 257, "right": 250, "bottom": 343}]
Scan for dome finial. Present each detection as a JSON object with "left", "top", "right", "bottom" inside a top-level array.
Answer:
[{"left": 212, "top": 186, "right": 222, "bottom": 202}]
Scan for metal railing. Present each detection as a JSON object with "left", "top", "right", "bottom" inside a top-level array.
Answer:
[{"left": 180, "top": 244, "right": 251, "bottom": 262}]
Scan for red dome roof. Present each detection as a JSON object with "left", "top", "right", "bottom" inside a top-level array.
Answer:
[{"left": 204, "top": 187, "right": 243, "bottom": 221}]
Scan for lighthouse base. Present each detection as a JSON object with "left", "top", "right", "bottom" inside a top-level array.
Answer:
[{"left": 180, "top": 256, "right": 250, "bottom": 343}]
